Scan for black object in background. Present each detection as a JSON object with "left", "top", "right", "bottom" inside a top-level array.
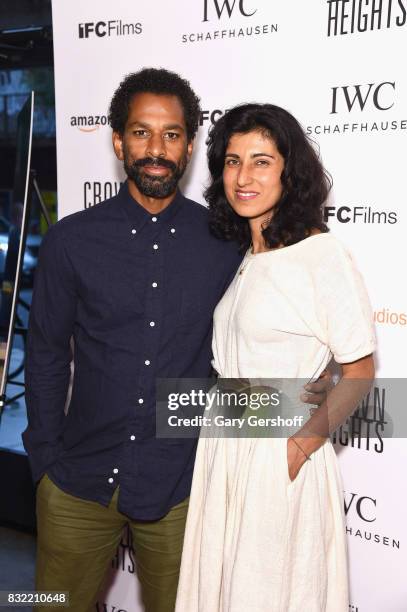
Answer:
[{"left": 0, "top": 92, "right": 34, "bottom": 409}]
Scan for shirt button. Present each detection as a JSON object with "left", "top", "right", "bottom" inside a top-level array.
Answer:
[
  {"left": 149, "top": 321, "right": 155, "bottom": 327},
  {"left": 130, "top": 435, "right": 136, "bottom": 441},
  {"left": 113, "top": 468, "right": 119, "bottom": 474},
  {"left": 152, "top": 216, "right": 157, "bottom": 222},
  {"left": 152, "top": 282, "right": 158, "bottom": 288},
  {"left": 144, "top": 359, "right": 150, "bottom": 366},
  {"left": 153, "top": 244, "right": 159, "bottom": 250},
  {"left": 138, "top": 398, "right": 144, "bottom": 404},
  {"left": 131, "top": 229, "right": 137, "bottom": 235},
  {"left": 170, "top": 228, "right": 176, "bottom": 234},
  {"left": 108, "top": 477, "right": 114, "bottom": 484}
]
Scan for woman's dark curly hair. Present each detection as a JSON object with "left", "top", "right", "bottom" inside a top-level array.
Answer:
[
  {"left": 205, "top": 103, "right": 331, "bottom": 252},
  {"left": 108, "top": 67, "right": 201, "bottom": 142}
]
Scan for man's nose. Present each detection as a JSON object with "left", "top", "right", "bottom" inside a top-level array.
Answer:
[{"left": 146, "top": 133, "right": 166, "bottom": 159}]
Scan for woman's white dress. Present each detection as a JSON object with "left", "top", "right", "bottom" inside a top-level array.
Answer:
[{"left": 175, "top": 233, "right": 376, "bottom": 612}]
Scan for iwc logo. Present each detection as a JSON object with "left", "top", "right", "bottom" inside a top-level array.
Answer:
[
  {"left": 306, "top": 81, "right": 406, "bottom": 136},
  {"left": 182, "top": 0, "right": 277, "bottom": 44},
  {"left": 203, "top": 0, "right": 257, "bottom": 21},
  {"left": 344, "top": 491, "right": 400, "bottom": 550}
]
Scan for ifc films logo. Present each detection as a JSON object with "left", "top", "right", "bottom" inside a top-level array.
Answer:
[
  {"left": 78, "top": 20, "right": 142, "bottom": 39},
  {"left": 324, "top": 205, "right": 397, "bottom": 225}
]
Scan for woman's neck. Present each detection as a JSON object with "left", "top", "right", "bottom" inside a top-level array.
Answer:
[
  {"left": 249, "top": 214, "right": 272, "bottom": 254},
  {"left": 249, "top": 221, "right": 322, "bottom": 254}
]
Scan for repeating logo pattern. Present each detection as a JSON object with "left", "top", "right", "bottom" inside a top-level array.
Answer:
[
  {"left": 327, "top": 0, "right": 407, "bottom": 36},
  {"left": 182, "top": 0, "right": 277, "bottom": 43},
  {"left": 78, "top": 20, "right": 142, "bottom": 39}
]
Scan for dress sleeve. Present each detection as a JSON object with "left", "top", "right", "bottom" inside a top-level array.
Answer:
[{"left": 314, "top": 238, "right": 376, "bottom": 363}]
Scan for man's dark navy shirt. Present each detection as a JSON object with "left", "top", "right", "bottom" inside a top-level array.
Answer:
[{"left": 22, "top": 183, "right": 242, "bottom": 520}]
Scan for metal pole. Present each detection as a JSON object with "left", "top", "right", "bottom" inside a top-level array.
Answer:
[{"left": 31, "top": 171, "right": 52, "bottom": 228}]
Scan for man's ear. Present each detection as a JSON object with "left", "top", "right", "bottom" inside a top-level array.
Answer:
[
  {"left": 112, "top": 131, "right": 124, "bottom": 161},
  {"left": 186, "top": 138, "right": 194, "bottom": 163}
]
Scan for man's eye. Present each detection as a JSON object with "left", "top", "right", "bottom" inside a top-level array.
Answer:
[
  {"left": 165, "top": 132, "right": 180, "bottom": 140},
  {"left": 133, "top": 129, "right": 148, "bottom": 137}
]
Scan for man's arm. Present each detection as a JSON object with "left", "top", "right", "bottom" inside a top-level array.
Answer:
[
  {"left": 300, "top": 369, "right": 333, "bottom": 407},
  {"left": 22, "top": 224, "right": 77, "bottom": 483},
  {"left": 288, "top": 355, "right": 375, "bottom": 481}
]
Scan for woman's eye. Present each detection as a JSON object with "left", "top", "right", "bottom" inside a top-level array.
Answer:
[
  {"left": 225, "top": 159, "right": 239, "bottom": 166},
  {"left": 256, "top": 159, "right": 269, "bottom": 166}
]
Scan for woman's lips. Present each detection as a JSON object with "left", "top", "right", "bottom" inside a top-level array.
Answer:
[{"left": 235, "top": 191, "right": 259, "bottom": 201}]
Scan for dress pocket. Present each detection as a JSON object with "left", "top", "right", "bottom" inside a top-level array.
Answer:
[
  {"left": 285, "top": 438, "right": 307, "bottom": 487},
  {"left": 286, "top": 438, "right": 296, "bottom": 486}
]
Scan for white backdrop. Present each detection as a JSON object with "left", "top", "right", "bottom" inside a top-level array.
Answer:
[{"left": 51, "top": 1, "right": 407, "bottom": 610}]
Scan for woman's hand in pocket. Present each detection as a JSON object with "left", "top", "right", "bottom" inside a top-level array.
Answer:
[{"left": 286, "top": 438, "right": 308, "bottom": 482}]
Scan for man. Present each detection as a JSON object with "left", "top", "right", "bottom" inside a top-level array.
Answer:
[{"left": 23, "top": 68, "right": 329, "bottom": 612}]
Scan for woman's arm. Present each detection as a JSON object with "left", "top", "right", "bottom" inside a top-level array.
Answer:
[{"left": 287, "top": 354, "right": 375, "bottom": 481}]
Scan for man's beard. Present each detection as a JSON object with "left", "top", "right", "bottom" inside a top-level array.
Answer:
[{"left": 124, "top": 153, "right": 188, "bottom": 199}]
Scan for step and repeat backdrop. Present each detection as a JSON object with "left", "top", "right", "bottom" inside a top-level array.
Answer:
[{"left": 51, "top": 1, "right": 406, "bottom": 610}]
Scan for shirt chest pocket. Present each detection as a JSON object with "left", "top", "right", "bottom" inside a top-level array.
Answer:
[
  {"left": 178, "top": 288, "right": 204, "bottom": 332},
  {"left": 79, "top": 265, "right": 145, "bottom": 319}
]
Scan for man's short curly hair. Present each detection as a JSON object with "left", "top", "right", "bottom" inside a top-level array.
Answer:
[{"left": 108, "top": 67, "right": 201, "bottom": 142}]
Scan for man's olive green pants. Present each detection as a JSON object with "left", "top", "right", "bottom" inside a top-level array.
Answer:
[{"left": 35, "top": 474, "right": 189, "bottom": 612}]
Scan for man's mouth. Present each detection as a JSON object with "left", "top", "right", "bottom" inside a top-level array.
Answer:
[
  {"left": 143, "top": 165, "right": 170, "bottom": 176},
  {"left": 135, "top": 157, "right": 176, "bottom": 177}
]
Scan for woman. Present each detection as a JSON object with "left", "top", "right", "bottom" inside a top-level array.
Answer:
[{"left": 175, "top": 104, "right": 376, "bottom": 611}]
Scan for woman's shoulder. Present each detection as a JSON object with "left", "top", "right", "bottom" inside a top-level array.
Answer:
[
  {"left": 287, "top": 232, "right": 361, "bottom": 284},
  {"left": 297, "top": 239, "right": 367, "bottom": 303},
  {"left": 299, "top": 231, "right": 352, "bottom": 260}
]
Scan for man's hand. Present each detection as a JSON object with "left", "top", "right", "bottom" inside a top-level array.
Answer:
[{"left": 300, "top": 369, "right": 333, "bottom": 408}]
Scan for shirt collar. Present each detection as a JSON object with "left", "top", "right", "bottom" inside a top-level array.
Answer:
[{"left": 117, "top": 180, "right": 185, "bottom": 229}]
